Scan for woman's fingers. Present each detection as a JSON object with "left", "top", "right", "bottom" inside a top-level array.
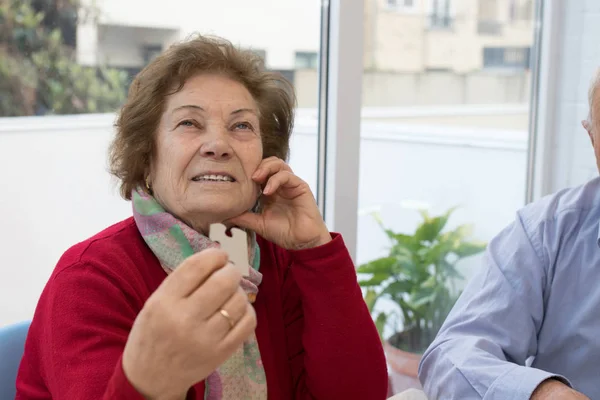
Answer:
[
  {"left": 218, "top": 303, "right": 257, "bottom": 354},
  {"left": 159, "top": 248, "right": 229, "bottom": 298},
  {"left": 263, "top": 170, "right": 306, "bottom": 197},
  {"left": 206, "top": 287, "right": 250, "bottom": 338},
  {"left": 251, "top": 158, "right": 308, "bottom": 197},
  {"left": 226, "top": 212, "right": 265, "bottom": 235},
  {"left": 186, "top": 260, "right": 242, "bottom": 320},
  {"left": 252, "top": 157, "right": 292, "bottom": 183}
]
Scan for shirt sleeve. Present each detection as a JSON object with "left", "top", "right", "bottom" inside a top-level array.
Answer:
[
  {"left": 418, "top": 213, "right": 571, "bottom": 399},
  {"left": 282, "top": 233, "right": 389, "bottom": 400}
]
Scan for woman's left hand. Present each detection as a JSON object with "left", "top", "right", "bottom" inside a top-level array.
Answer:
[{"left": 227, "top": 157, "right": 331, "bottom": 250}]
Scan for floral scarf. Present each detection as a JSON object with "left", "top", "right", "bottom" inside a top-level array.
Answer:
[{"left": 132, "top": 187, "right": 268, "bottom": 399}]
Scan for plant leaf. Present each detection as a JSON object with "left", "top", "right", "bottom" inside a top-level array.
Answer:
[
  {"left": 382, "top": 280, "right": 413, "bottom": 296},
  {"left": 357, "top": 256, "right": 395, "bottom": 274},
  {"left": 454, "top": 241, "right": 487, "bottom": 258},
  {"left": 358, "top": 272, "right": 389, "bottom": 287},
  {"left": 387, "top": 231, "right": 416, "bottom": 248},
  {"left": 420, "top": 275, "right": 437, "bottom": 289},
  {"left": 414, "top": 208, "right": 455, "bottom": 243},
  {"left": 374, "top": 312, "right": 387, "bottom": 341},
  {"left": 410, "top": 289, "right": 437, "bottom": 309}
]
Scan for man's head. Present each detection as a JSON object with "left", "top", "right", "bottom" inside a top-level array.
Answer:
[{"left": 582, "top": 68, "right": 600, "bottom": 171}]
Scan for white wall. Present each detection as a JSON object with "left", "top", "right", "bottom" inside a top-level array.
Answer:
[
  {"left": 0, "top": 114, "right": 526, "bottom": 327},
  {"left": 0, "top": 115, "right": 131, "bottom": 327},
  {"left": 0, "top": 114, "right": 318, "bottom": 328}
]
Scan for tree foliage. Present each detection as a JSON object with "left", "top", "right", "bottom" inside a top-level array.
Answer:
[{"left": 0, "top": 0, "right": 127, "bottom": 116}]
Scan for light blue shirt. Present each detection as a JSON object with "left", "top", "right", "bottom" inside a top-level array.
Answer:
[{"left": 419, "top": 177, "right": 600, "bottom": 399}]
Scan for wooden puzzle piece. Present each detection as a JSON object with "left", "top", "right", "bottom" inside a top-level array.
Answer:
[{"left": 209, "top": 223, "right": 249, "bottom": 276}]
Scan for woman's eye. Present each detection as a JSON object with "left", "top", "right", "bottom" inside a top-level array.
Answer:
[
  {"left": 233, "top": 122, "right": 252, "bottom": 131},
  {"left": 177, "top": 120, "right": 195, "bottom": 128}
]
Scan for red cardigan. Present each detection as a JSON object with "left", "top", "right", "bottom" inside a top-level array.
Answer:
[{"left": 16, "top": 218, "right": 388, "bottom": 399}]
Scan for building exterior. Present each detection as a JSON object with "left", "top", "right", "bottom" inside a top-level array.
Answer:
[
  {"left": 78, "top": 0, "right": 534, "bottom": 75},
  {"left": 76, "top": 0, "right": 321, "bottom": 75},
  {"left": 365, "top": 0, "right": 535, "bottom": 72},
  {"left": 75, "top": 0, "right": 535, "bottom": 126}
]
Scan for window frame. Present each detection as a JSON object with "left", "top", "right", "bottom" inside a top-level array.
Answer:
[{"left": 316, "top": 0, "right": 364, "bottom": 261}]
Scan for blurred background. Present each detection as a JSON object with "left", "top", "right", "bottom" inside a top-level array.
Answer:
[{"left": 1, "top": 0, "right": 599, "bottom": 393}]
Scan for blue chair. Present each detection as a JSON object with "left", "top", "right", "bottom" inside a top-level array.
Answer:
[{"left": 0, "top": 321, "right": 30, "bottom": 399}]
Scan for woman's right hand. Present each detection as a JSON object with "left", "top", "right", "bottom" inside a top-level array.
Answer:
[{"left": 122, "top": 248, "right": 256, "bottom": 400}]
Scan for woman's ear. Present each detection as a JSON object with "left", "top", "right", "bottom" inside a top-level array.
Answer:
[{"left": 144, "top": 167, "right": 153, "bottom": 194}]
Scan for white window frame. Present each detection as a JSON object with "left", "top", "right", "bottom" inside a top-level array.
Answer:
[
  {"left": 425, "top": 0, "right": 455, "bottom": 29},
  {"left": 321, "top": 0, "right": 548, "bottom": 258},
  {"left": 316, "top": 0, "right": 364, "bottom": 262},
  {"left": 527, "top": 0, "right": 559, "bottom": 202}
]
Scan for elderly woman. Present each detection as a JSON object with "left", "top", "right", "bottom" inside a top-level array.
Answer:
[{"left": 15, "top": 35, "right": 388, "bottom": 400}]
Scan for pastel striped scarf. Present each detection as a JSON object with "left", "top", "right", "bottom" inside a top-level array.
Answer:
[{"left": 132, "top": 187, "right": 268, "bottom": 400}]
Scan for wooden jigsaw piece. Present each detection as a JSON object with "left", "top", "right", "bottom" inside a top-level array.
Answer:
[{"left": 209, "top": 223, "right": 250, "bottom": 276}]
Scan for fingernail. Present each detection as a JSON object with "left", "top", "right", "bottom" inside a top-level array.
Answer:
[
  {"left": 263, "top": 183, "right": 271, "bottom": 194},
  {"left": 252, "top": 169, "right": 261, "bottom": 179}
]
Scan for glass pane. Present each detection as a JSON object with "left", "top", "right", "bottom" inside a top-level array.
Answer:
[
  {"left": 0, "top": 0, "right": 321, "bottom": 325},
  {"left": 357, "top": 0, "right": 536, "bottom": 393}
]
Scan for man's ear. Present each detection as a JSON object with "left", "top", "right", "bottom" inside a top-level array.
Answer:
[{"left": 582, "top": 120, "right": 594, "bottom": 145}]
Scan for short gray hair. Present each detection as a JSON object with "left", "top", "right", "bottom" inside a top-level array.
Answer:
[{"left": 587, "top": 68, "right": 600, "bottom": 125}]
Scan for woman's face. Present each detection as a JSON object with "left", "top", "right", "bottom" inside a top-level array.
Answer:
[{"left": 150, "top": 73, "right": 263, "bottom": 233}]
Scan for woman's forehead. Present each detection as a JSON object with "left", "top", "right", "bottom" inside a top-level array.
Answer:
[{"left": 166, "top": 74, "right": 257, "bottom": 112}]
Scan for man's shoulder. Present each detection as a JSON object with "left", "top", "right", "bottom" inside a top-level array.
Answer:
[{"left": 519, "top": 177, "right": 600, "bottom": 233}]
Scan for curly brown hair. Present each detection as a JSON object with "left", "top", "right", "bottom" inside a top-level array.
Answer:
[{"left": 109, "top": 34, "right": 296, "bottom": 200}]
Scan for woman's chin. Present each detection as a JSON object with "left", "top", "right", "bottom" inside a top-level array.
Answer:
[{"left": 187, "top": 202, "right": 252, "bottom": 223}]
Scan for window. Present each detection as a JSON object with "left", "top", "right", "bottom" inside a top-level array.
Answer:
[
  {"left": 0, "top": 0, "right": 323, "bottom": 327},
  {"left": 387, "top": 0, "right": 416, "bottom": 10},
  {"left": 142, "top": 45, "right": 162, "bottom": 64},
  {"left": 483, "top": 47, "right": 531, "bottom": 69},
  {"left": 295, "top": 51, "right": 318, "bottom": 69},
  {"left": 509, "top": 0, "right": 534, "bottom": 22},
  {"left": 359, "top": 0, "right": 538, "bottom": 394},
  {"left": 477, "top": 0, "right": 503, "bottom": 35},
  {"left": 430, "top": 0, "right": 453, "bottom": 29}
]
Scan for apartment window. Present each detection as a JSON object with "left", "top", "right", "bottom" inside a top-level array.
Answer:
[
  {"left": 430, "top": 0, "right": 452, "bottom": 29},
  {"left": 142, "top": 45, "right": 162, "bottom": 65},
  {"left": 509, "top": 0, "right": 533, "bottom": 22},
  {"left": 295, "top": 51, "right": 318, "bottom": 69},
  {"left": 477, "top": 0, "right": 503, "bottom": 35},
  {"left": 272, "top": 69, "right": 295, "bottom": 84},
  {"left": 483, "top": 47, "right": 531, "bottom": 69},
  {"left": 387, "top": 0, "right": 416, "bottom": 10}
]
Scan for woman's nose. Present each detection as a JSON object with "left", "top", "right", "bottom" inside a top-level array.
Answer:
[{"left": 199, "top": 130, "right": 232, "bottom": 160}]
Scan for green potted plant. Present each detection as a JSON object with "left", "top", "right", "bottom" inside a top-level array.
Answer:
[{"left": 358, "top": 207, "right": 486, "bottom": 392}]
